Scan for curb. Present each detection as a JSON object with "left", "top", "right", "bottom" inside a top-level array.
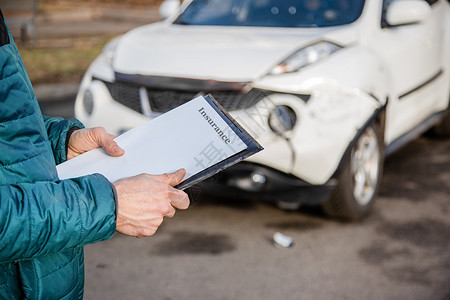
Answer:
[{"left": 34, "top": 82, "right": 79, "bottom": 103}]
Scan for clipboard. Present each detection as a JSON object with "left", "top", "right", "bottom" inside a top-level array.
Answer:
[{"left": 57, "top": 94, "right": 263, "bottom": 190}]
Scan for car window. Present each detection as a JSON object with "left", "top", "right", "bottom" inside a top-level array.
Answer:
[{"left": 174, "top": 0, "right": 366, "bottom": 28}]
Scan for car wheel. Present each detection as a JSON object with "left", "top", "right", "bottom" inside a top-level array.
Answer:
[{"left": 322, "top": 123, "right": 384, "bottom": 221}]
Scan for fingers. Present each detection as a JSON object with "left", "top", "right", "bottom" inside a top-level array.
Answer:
[
  {"left": 142, "top": 174, "right": 189, "bottom": 210},
  {"left": 114, "top": 172, "right": 190, "bottom": 239},
  {"left": 169, "top": 189, "right": 190, "bottom": 210},
  {"left": 164, "top": 205, "right": 176, "bottom": 219},
  {"left": 147, "top": 168, "right": 186, "bottom": 186},
  {"left": 145, "top": 169, "right": 190, "bottom": 210},
  {"left": 68, "top": 127, "right": 125, "bottom": 159},
  {"left": 92, "top": 127, "right": 125, "bottom": 157}
]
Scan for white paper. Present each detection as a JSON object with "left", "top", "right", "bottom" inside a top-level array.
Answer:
[{"left": 57, "top": 96, "right": 247, "bottom": 183}]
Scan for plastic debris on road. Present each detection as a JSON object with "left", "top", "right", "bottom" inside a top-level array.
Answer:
[{"left": 273, "top": 232, "right": 294, "bottom": 248}]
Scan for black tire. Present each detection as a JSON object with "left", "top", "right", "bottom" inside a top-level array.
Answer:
[{"left": 322, "top": 123, "right": 384, "bottom": 221}]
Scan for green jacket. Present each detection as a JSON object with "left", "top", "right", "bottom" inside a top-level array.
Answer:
[{"left": 0, "top": 12, "right": 117, "bottom": 299}]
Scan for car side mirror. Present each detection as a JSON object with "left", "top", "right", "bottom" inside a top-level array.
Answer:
[
  {"left": 159, "top": 0, "right": 181, "bottom": 20},
  {"left": 385, "top": 0, "right": 431, "bottom": 27}
]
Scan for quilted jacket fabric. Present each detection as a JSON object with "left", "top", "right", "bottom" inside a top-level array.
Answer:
[{"left": 0, "top": 11, "right": 117, "bottom": 299}]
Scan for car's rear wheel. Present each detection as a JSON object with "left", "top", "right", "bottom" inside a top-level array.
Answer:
[{"left": 322, "top": 123, "right": 384, "bottom": 221}]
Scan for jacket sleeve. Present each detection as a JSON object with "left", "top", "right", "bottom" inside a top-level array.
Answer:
[
  {"left": 43, "top": 116, "right": 85, "bottom": 165},
  {"left": 0, "top": 174, "right": 117, "bottom": 263}
]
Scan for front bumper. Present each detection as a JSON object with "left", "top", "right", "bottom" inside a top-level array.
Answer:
[
  {"left": 76, "top": 68, "right": 381, "bottom": 186},
  {"left": 197, "top": 162, "right": 337, "bottom": 205}
]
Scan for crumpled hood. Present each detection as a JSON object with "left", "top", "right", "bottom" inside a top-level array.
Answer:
[{"left": 113, "top": 23, "right": 358, "bottom": 82}]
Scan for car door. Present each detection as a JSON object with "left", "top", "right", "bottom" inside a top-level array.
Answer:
[{"left": 375, "top": 0, "right": 446, "bottom": 145}]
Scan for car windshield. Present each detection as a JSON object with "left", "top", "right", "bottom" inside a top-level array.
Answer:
[{"left": 174, "top": 0, "right": 365, "bottom": 28}]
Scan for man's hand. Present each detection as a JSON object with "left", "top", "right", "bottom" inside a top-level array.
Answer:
[
  {"left": 67, "top": 127, "right": 124, "bottom": 160},
  {"left": 114, "top": 169, "right": 190, "bottom": 238}
]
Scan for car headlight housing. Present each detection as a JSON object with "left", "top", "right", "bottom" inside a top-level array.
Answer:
[
  {"left": 103, "top": 36, "right": 122, "bottom": 67},
  {"left": 270, "top": 41, "right": 342, "bottom": 75}
]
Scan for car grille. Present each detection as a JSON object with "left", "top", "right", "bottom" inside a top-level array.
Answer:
[
  {"left": 103, "top": 80, "right": 141, "bottom": 113},
  {"left": 100, "top": 79, "right": 271, "bottom": 114}
]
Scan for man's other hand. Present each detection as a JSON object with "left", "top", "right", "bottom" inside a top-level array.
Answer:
[
  {"left": 114, "top": 169, "right": 190, "bottom": 238},
  {"left": 67, "top": 127, "right": 124, "bottom": 160}
]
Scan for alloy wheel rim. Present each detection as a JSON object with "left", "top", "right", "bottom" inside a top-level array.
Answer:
[{"left": 350, "top": 127, "right": 380, "bottom": 206}]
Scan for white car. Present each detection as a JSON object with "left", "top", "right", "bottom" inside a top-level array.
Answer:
[{"left": 75, "top": 0, "right": 450, "bottom": 220}]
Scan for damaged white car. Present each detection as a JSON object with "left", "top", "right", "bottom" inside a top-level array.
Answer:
[{"left": 74, "top": 0, "right": 450, "bottom": 220}]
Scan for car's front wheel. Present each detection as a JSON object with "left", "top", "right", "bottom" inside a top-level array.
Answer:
[{"left": 322, "top": 123, "right": 384, "bottom": 221}]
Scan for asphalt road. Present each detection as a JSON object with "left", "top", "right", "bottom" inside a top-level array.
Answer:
[{"left": 40, "top": 98, "right": 450, "bottom": 300}]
